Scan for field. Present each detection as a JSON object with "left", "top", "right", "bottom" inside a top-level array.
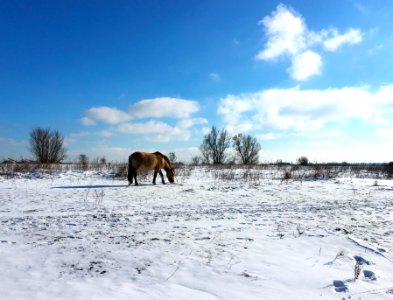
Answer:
[{"left": 1, "top": 165, "right": 393, "bottom": 299}]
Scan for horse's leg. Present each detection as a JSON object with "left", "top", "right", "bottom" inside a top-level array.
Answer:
[
  {"left": 159, "top": 170, "right": 165, "bottom": 184},
  {"left": 128, "top": 167, "right": 133, "bottom": 185},
  {"left": 127, "top": 158, "right": 134, "bottom": 185},
  {"left": 134, "top": 170, "right": 138, "bottom": 186},
  {"left": 153, "top": 170, "right": 158, "bottom": 185}
]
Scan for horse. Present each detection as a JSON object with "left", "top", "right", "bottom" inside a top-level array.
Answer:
[{"left": 127, "top": 151, "right": 175, "bottom": 186}]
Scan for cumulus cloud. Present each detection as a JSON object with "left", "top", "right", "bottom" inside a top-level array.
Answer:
[
  {"left": 178, "top": 118, "right": 208, "bottom": 129},
  {"left": 81, "top": 97, "right": 200, "bottom": 125},
  {"left": 218, "top": 84, "right": 393, "bottom": 134},
  {"left": 256, "top": 4, "right": 363, "bottom": 80},
  {"left": 80, "top": 97, "right": 205, "bottom": 142},
  {"left": 323, "top": 28, "right": 362, "bottom": 52},
  {"left": 117, "top": 120, "right": 192, "bottom": 142},
  {"left": 0, "top": 136, "right": 26, "bottom": 146},
  {"left": 128, "top": 97, "right": 199, "bottom": 119},
  {"left": 97, "top": 130, "right": 113, "bottom": 137},
  {"left": 375, "top": 128, "right": 393, "bottom": 139},
  {"left": 81, "top": 107, "right": 130, "bottom": 126},
  {"left": 256, "top": 4, "right": 307, "bottom": 60},
  {"left": 288, "top": 50, "right": 322, "bottom": 81},
  {"left": 209, "top": 73, "right": 220, "bottom": 80}
]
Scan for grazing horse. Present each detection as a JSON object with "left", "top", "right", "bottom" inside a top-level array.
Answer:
[{"left": 128, "top": 151, "right": 175, "bottom": 186}]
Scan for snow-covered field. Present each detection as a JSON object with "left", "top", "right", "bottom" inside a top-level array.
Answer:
[{"left": 1, "top": 167, "right": 393, "bottom": 299}]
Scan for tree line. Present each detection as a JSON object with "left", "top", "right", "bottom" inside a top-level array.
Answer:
[
  {"left": 27, "top": 126, "right": 261, "bottom": 165},
  {"left": 18, "top": 127, "right": 393, "bottom": 172}
]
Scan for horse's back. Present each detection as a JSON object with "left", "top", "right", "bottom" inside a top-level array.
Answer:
[{"left": 129, "top": 151, "right": 158, "bottom": 170}]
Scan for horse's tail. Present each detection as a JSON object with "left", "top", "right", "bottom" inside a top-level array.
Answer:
[{"left": 127, "top": 155, "right": 134, "bottom": 184}]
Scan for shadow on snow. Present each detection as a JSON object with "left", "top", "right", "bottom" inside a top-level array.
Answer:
[{"left": 51, "top": 184, "right": 129, "bottom": 189}]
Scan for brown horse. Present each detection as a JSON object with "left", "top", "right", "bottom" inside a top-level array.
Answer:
[{"left": 128, "top": 151, "right": 175, "bottom": 186}]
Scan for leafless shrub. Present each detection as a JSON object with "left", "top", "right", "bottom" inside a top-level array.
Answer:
[
  {"left": 282, "top": 170, "right": 291, "bottom": 181},
  {"left": 191, "top": 156, "right": 201, "bottom": 166}
]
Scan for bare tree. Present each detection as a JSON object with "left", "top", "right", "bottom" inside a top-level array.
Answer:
[
  {"left": 200, "top": 126, "right": 231, "bottom": 164},
  {"left": 29, "top": 127, "right": 66, "bottom": 163},
  {"left": 199, "top": 142, "right": 211, "bottom": 164},
  {"left": 232, "top": 133, "right": 261, "bottom": 164}
]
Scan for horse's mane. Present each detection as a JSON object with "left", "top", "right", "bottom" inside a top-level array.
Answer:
[{"left": 153, "top": 151, "right": 171, "bottom": 165}]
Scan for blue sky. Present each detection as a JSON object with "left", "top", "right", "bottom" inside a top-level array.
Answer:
[{"left": 1, "top": 0, "right": 393, "bottom": 162}]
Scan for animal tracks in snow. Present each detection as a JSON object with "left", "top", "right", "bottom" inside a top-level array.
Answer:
[
  {"left": 1, "top": 169, "right": 393, "bottom": 299},
  {"left": 333, "top": 280, "right": 349, "bottom": 292}
]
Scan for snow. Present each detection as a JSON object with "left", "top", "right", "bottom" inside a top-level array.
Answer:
[{"left": 1, "top": 167, "right": 393, "bottom": 299}]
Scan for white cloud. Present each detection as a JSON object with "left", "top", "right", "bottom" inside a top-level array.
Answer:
[
  {"left": 256, "top": 4, "right": 307, "bottom": 60},
  {"left": 80, "top": 97, "right": 206, "bottom": 142},
  {"left": 97, "top": 130, "right": 113, "bottom": 137},
  {"left": 209, "top": 73, "right": 220, "bottom": 80},
  {"left": 118, "top": 120, "right": 191, "bottom": 142},
  {"left": 288, "top": 50, "right": 322, "bottom": 81},
  {"left": 201, "top": 127, "right": 211, "bottom": 135},
  {"left": 0, "top": 136, "right": 26, "bottom": 146},
  {"left": 218, "top": 84, "right": 393, "bottom": 134},
  {"left": 257, "top": 129, "right": 343, "bottom": 141},
  {"left": 118, "top": 120, "right": 175, "bottom": 135},
  {"left": 81, "top": 97, "right": 200, "bottom": 127},
  {"left": 256, "top": 4, "right": 363, "bottom": 80},
  {"left": 257, "top": 132, "right": 289, "bottom": 140},
  {"left": 375, "top": 128, "right": 393, "bottom": 139},
  {"left": 65, "top": 130, "right": 115, "bottom": 146},
  {"left": 323, "top": 28, "right": 363, "bottom": 52},
  {"left": 128, "top": 97, "right": 199, "bottom": 119},
  {"left": 64, "top": 131, "right": 91, "bottom": 145},
  {"left": 178, "top": 118, "right": 208, "bottom": 129},
  {"left": 81, "top": 107, "right": 130, "bottom": 125}
]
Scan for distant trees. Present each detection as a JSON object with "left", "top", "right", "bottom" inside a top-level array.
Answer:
[
  {"left": 297, "top": 156, "right": 309, "bottom": 166},
  {"left": 99, "top": 157, "right": 107, "bottom": 165},
  {"left": 386, "top": 161, "right": 393, "bottom": 178},
  {"left": 29, "top": 127, "right": 66, "bottom": 163},
  {"left": 232, "top": 134, "right": 261, "bottom": 164},
  {"left": 78, "top": 154, "right": 89, "bottom": 170},
  {"left": 200, "top": 126, "right": 231, "bottom": 164}
]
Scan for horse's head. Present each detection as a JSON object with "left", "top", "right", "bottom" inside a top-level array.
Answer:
[{"left": 166, "top": 167, "right": 175, "bottom": 183}]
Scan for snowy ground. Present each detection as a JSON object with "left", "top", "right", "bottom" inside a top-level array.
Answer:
[{"left": 1, "top": 167, "right": 393, "bottom": 299}]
